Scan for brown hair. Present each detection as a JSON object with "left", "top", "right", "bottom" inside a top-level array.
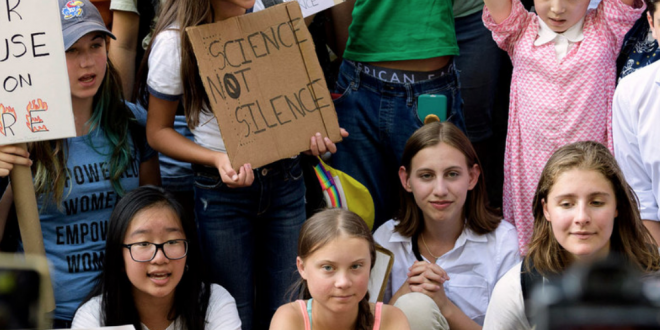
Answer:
[
  {"left": 647, "top": 0, "right": 659, "bottom": 16},
  {"left": 395, "top": 121, "right": 501, "bottom": 237},
  {"left": 294, "top": 209, "right": 376, "bottom": 330},
  {"left": 136, "top": 0, "right": 212, "bottom": 128},
  {"left": 526, "top": 141, "right": 660, "bottom": 276},
  {"left": 32, "top": 59, "right": 137, "bottom": 207}
]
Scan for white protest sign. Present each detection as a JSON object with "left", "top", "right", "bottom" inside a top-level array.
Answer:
[
  {"left": 0, "top": 0, "right": 75, "bottom": 145},
  {"left": 255, "top": 0, "right": 347, "bottom": 17}
]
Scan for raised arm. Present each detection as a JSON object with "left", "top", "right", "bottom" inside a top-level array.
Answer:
[
  {"left": 484, "top": 0, "right": 514, "bottom": 24},
  {"left": 108, "top": 9, "right": 140, "bottom": 99}
]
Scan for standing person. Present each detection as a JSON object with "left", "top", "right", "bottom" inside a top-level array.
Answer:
[
  {"left": 136, "top": 1, "right": 348, "bottom": 328},
  {"left": 483, "top": 0, "right": 646, "bottom": 253},
  {"left": 374, "top": 122, "right": 520, "bottom": 329},
  {"left": 482, "top": 141, "right": 660, "bottom": 329},
  {"left": 617, "top": 4, "right": 660, "bottom": 79},
  {"left": 612, "top": 0, "right": 660, "bottom": 243},
  {"left": 270, "top": 209, "right": 410, "bottom": 330},
  {"left": 453, "top": 0, "right": 505, "bottom": 145},
  {"left": 0, "top": 0, "right": 160, "bottom": 326},
  {"left": 454, "top": 0, "right": 511, "bottom": 210},
  {"left": 109, "top": 0, "right": 196, "bottom": 223},
  {"left": 72, "top": 186, "right": 241, "bottom": 330},
  {"left": 331, "top": 0, "right": 466, "bottom": 230}
]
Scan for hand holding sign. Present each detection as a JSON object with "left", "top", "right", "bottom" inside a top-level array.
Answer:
[
  {"left": 1, "top": 0, "right": 79, "bottom": 313},
  {"left": 0, "top": 145, "right": 32, "bottom": 177},
  {"left": 306, "top": 128, "right": 349, "bottom": 156},
  {"left": 214, "top": 152, "right": 254, "bottom": 188},
  {"left": 186, "top": 2, "right": 342, "bottom": 170}
]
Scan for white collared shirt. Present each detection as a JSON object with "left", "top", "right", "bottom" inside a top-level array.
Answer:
[
  {"left": 373, "top": 220, "right": 520, "bottom": 325},
  {"left": 534, "top": 17, "right": 585, "bottom": 61},
  {"left": 613, "top": 60, "right": 660, "bottom": 222}
]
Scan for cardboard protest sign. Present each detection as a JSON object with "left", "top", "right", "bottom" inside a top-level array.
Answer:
[
  {"left": 256, "top": 0, "right": 348, "bottom": 18},
  {"left": 1, "top": 0, "right": 73, "bottom": 313},
  {"left": 186, "top": 2, "right": 342, "bottom": 170},
  {"left": 0, "top": 0, "right": 76, "bottom": 145}
]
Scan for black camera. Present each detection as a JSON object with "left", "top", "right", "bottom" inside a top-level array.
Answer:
[
  {"left": 0, "top": 254, "right": 50, "bottom": 330},
  {"left": 528, "top": 255, "right": 660, "bottom": 330}
]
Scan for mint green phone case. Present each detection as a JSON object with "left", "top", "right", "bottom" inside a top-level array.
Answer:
[{"left": 417, "top": 94, "right": 447, "bottom": 123}]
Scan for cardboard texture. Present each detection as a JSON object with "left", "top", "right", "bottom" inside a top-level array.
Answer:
[{"left": 186, "top": 2, "right": 342, "bottom": 170}]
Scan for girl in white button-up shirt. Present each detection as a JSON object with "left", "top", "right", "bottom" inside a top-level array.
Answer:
[{"left": 373, "top": 122, "right": 520, "bottom": 330}]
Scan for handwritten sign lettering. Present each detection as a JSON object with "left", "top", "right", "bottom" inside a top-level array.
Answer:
[
  {"left": 254, "top": 0, "right": 347, "bottom": 18},
  {"left": 187, "top": 2, "right": 341, "bottom": 169},
  {"left": 0, "top": 0, "right": 75, "bottom": 144}
]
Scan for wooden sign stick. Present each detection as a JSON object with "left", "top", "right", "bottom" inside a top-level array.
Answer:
[{"left": 8, "top": 143, "right": 55, "bottom": 312}]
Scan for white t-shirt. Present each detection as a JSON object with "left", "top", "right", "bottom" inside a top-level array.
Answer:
[
  {"left": 482, "top": 262, "right": 531, "bottom": 330},
  {"left": 147, "top": 27, "right": 227, "bottom": 153},
  {"left": 71, "top": 284, "right": 241, "bottom": 330},
  {"left": 613, "top": 60, "right": 660, "bottom": 222},
  {"left": 373, "top": 219, "right": 521, "bottom": 325}
]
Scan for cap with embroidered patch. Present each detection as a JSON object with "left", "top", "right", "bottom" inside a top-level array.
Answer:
[{"left": 59, "top": 0, "right": 116, "bottom": 50}]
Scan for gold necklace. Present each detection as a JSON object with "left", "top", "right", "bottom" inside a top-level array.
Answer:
[{"left": 421, "top": 232, "right": 441, "bottom": 260}]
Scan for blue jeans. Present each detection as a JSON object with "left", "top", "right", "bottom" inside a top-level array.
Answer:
[
  {"left": 454, "top": 10, "right": 506, "bottom": 142},
  {"left": 331, "top": 60, "right": 465, "bottom": 230},
  {"left": 193, "top": 157, "right": 306, "bottom": 330}
]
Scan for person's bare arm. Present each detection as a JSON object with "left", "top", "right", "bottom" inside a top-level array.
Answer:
[
  {"left": 109, "top": 10, "right": 140, "bottom": 99},
  {"left": 643, "top": 220, "right": 660, "bottom": 245},
  {"left": 146, "top": 96, "right": 254, "bottom": 187},
  {"left": 139, "top": 154, "right": 161, "bottom": 186},
  {"left": 327, "top": 0, "right": 355, "bottom": 59},
  {"left": 269, "top": 302, "right": 304, "bottom": 330},
  {"left": 620, "top": 0, "right": 642, "bottom": 8},
  {"left": 483, "top": 0, "right": 513, "bottom": 24}
]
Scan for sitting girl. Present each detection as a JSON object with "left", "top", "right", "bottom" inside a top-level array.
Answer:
[
  {"left": 373, "top": 122, "right": 520, "bottom": 329},
  {"left": 71, "top": 186, "right": 241, "bottom": 330},
  {"left": 483, "top": 141, "right": 660, "bottom": 329},
  {"left": 270, "top": 209, "right": 410, "bottom": 330}
]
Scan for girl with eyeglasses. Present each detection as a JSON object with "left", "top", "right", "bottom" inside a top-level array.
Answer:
[{"left": 71, "top": 185, "right": 241, "bottom": 330}]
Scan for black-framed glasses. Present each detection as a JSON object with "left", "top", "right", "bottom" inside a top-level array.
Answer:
[{"left": 123, "top": 239, "right": 188, "bottom": 262}]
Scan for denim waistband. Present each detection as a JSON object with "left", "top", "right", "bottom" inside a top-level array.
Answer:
[
  {"left": 191, "top": 156, "right": 299, "bottom": 179},
  {"left": 339, "top": 59, "right": 458, "bottom": 96},
  {"left": 345, "top": 60, "right": 454, "bottom": 84}
]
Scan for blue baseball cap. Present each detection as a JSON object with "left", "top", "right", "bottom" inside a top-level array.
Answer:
[{"left": 58, "top": 0, "right": 116, "bottom": 50}]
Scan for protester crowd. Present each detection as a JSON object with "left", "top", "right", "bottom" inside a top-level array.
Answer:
[{"left": 0, "top": 0, "right": 659, "bottom": 329}]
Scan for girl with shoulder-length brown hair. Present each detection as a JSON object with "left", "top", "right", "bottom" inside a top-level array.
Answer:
[
  {"left": 483, "top": 141, "right": 660, "bottom": 330},
  {"left": 373, "top": 122, "right": 520, "bottom": 329},
  {"left": 270, "top": 209, "right": 410, "bottom": 330},
  {"left": 526, "top": 140, "right": 660, "bottom": 275}
]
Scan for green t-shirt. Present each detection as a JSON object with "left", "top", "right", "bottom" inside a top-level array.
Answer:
[
  {"left": 454, "top": 0, "right": 484, "bottom": 18},
  {"left": 344, "top": 0, "right": 459, "bottom": 62}
]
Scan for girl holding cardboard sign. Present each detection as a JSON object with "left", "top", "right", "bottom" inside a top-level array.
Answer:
[
  {"left": 0, "top": 0, "right": 160, "bottom": 326},
  {"left": 136, "top": 1, "right": 347, "bottom": 329}
]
